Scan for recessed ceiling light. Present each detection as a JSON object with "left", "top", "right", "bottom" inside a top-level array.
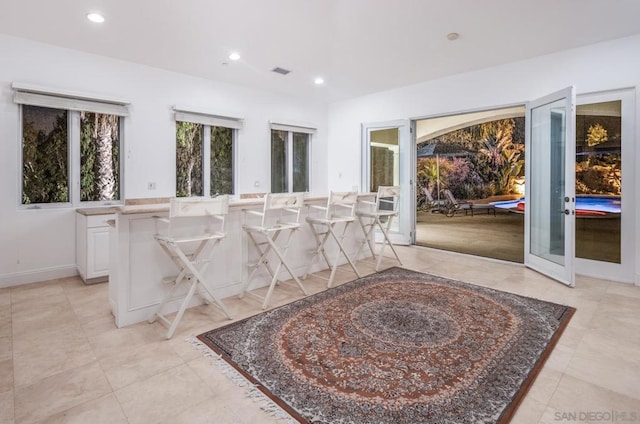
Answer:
[
  {"left": 314, "top": 77, "right": 325, "bottom": 85},
  {"left": 87, "top": 13, "right": 105, "bottom": 23},
  {"left": 447, "top": 32, "right": 460, "bottom": 41},
  {"left": 229, "top": 52, "right": 241, "bottom": 61}
]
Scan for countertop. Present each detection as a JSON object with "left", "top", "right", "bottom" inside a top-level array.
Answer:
[
  {"left": 74, "top": 194, "right": 378, "bottom": 216},
  {"left": 75, "top": 207, "right": 119, "bottom": 216}
]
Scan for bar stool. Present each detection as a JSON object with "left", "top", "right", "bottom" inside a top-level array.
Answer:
[
  {"left": 303, "top": 191, "right": 361, "bottom": 288},
  {"left": 150, "top": 196, "right": 233, "bottom": 339},
  {"left": 241, "top": 192, "right": 308, "bottom": 309},
  {"left": 356, "top": 185, "right": 403, "bottom": 271}
]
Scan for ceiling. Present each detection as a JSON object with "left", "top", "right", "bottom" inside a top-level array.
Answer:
[{"left": 2, "top": 0, "right": 640, "bottom": 104}]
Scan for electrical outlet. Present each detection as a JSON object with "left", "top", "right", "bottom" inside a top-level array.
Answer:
[{"left": 147, "top": 182, "right": 157, "bottom": 190}]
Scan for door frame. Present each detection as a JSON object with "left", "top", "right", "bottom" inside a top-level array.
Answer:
[{"left": 361, "top": 119, "right": 413, "bottom": 245}]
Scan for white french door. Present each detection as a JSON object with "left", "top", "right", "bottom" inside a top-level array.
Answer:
[
  {"left": 525, "top": 87, "right": 576, "bottom": 286},
  {"left": 573, "top": 89, "right": 635, "bottom": 283},
  {"left": 362, "top": 120, "right": 413, "bottom": 245}
]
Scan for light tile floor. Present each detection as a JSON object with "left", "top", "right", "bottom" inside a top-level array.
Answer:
[{"left": 1, "top": 245, "right": 639, "bottom": 424}]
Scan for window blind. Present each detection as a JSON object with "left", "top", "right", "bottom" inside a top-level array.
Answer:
[
  {"left": 270, "top": 121, "right": 317, "bottom": 135},
  {"left": 12, "top": 83, "right": 130, "bottom": 116},
  {"left": 174, "top": 107, "right": 244, "bottom": 129}
]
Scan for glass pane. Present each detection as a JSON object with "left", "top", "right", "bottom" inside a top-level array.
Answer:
[
  {"left": 575, "top": 100, "right": 621, "bottom": 263},
  {"left": 292, "top": 132, "right": 309, "bottom": 192},
  {"left": 530, "top": 100, "right": 566, "bottom": 265},
  {"left": 369, "top": 128, "right": 398, "bottom": 192},
  {"left": 176, "top": 121, "right": 203, "bottom": 197},
  {"left": 369, "top": 127, "right": 400, "bottom": 233},
  {"left": 22, "top": 105, "right": 69, "bottom": 204},
  {"left": 414, "top": 112, "right": 526, "bottom": 263},
  {"left": 271, "top": 130, "right": 288, "bottom": 193},
  {"left": 210, "top": 126, "right": 234, "bottom": 195},
  {"left": 80, "top": 112, "right": 120, "bottom": 201}
]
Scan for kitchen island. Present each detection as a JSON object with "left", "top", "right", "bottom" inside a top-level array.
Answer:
[{"left": 107, "top": 195, "right": 374, "bottom": 328}]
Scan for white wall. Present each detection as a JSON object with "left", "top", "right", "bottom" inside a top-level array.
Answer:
[
  {"left": 0, "top": 34, "right": 328, "bottom": 287},
  {"left": 327, "top": 34, "right": 640, "bottom": 282}
]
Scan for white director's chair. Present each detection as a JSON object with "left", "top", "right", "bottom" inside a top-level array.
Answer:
[
  {"left": 150, "top": 196, "right": 233, "bottom": 339},
  {"left": 241, "top": 192, "right": 308, "bottom": 309},
  {"left": 356, "top": 185, "right": 403, "bottom": 271},
  {"left": 303, "top": 191, "right": 361, "bottom": 288}
]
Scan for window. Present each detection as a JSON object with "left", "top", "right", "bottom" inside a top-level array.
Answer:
[
  {"left": 22, "top": 106, "right": 69, "bottom": 204},
  {"left": 174, "top": 108, "right": 241, "bottom": 197},
  {"left": 176, "top": 122, "right": 204, "bottom": 197},
  {"left": 80, "top": 112, "right": 121, "bottom": 202},
  {"left": 210, "top": 126, "right": 234, "bottom": 195},
  {"left": 270, "top": 122, "right": 314, "bottom": 193},
  {"left": 15, "top": 84, "right": 128, "bottom": 207}
]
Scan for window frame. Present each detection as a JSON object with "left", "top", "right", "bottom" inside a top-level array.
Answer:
[
  {"left": 269, "top": 122, "right": 315, "bottom": 193},
  {"left": 174, "top": 107, "right": 242, "bottom": 198},
  {"left": 18, "top": 105, "right": 125, "bottom": 209}
]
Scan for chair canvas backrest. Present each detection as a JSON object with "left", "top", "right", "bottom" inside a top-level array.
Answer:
[
  {"left": 423, "top": 187, "right": 434, "bottom": 203},
  {"left": 327, "top": 191, "right": 358, "bottom": 219},
  {"left": 376, "top": 186, "right": 399, "bottom": 213},
  {"left": 264, "top": 192, "right": 304, "bottom": 210},
  {"left": 261, "top": 192, "right": 304, "bottom": 227},
  {"left": 166, "top": 196, "right": 229, "bottom": 238},
  {"left": 170, "top": 196, "right": 229, "bottom": 218},
  {"left": 239, "top": 192, "right": 266, "bottom": 199},
  {"left": 443, "top": 189, "right": 458, "bottom": 207}
]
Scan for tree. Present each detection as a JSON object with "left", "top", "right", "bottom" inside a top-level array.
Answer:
[
  {"left": 210, "top": 126, "right": 233, "bottom": 195},
  {"left": 586, "top": 123, "right": 608, "bottom": 147},
  {"left": 176, "top": 122, "right": 203, "bottom": 197},
  {"left": 94, "top": 114, "right": 119, "bottom": 200},
  {"left": 81, "top": 112, "right": 120, "bottom": 201},
  {"left": 475, "top": 119, "right": 523, "bottom": 195},
  {"left": 22, "top": 107, "right": 69, "bottom": 204}
]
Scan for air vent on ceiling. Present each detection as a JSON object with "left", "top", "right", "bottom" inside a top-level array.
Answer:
[{"left": 272, "top": 67, "right": 291, "bottom": 75}]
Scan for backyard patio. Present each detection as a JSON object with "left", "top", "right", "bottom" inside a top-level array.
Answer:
[{"left": 416, "top": 208, "right": 621, "bottom": 264}]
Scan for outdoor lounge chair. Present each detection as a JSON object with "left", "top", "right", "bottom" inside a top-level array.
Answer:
[
  {"left": 470, "top": 201, "right": 497, "bottom": 216},
  {"left": 442, "top": 189, "right": 472, "bottom": 217},
  {"left": 422, "top": 187, "right": 447, "bottom": 212},
  {"left": 442, "top": 189, "right": 496, "bottom": 217}
]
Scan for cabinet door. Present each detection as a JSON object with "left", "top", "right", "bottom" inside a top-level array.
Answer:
[{"left": 87, "top": 227, "right": 110, "bottom": 278}]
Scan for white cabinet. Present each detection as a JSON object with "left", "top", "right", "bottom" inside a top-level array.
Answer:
[{"left": 76, "top": 212, "right": 116, "bottom": 284}]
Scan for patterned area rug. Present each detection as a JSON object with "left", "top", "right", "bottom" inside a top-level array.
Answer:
[{"left": 198, "top": 267, "right": 574, "bottom": 423}]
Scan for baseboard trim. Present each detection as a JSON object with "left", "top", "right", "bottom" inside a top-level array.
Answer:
[{"left": 0, "top": 265, "right": 78, "bottom": 289}]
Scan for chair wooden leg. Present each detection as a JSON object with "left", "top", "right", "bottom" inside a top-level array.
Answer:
[
  {"left": 303, "top": 222, "right": 332, "bottom": 280},
  {"left": 268, "top": 230, "right": 308, "bottom": 295},
  {"left": 151, "top": 238, "right": 232, "bottom": 339},
  {"left": 245, "top": 228, "right": 308, "bottom": 310},
  {"left": 326, "top": 222, "right": 360, "bottom": 288},
  {"left": 165, "top": 278, "right": 200, "bottom": 339},
  {"left": 375, "top": 216, "right": 403, "bottom": 271},
  {"left": 355, "top": 215, "right": 377, "bottom": 261},
  {"left": 173, "top": 243, "right": 232, "bottom": 320},
  {"left": 242, "top": 231, "right": 275, "bottom": 296}
]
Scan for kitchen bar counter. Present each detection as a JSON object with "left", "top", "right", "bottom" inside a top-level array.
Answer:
[{"left": 108, "top": 194, "right": 374, "bottom": 328}]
